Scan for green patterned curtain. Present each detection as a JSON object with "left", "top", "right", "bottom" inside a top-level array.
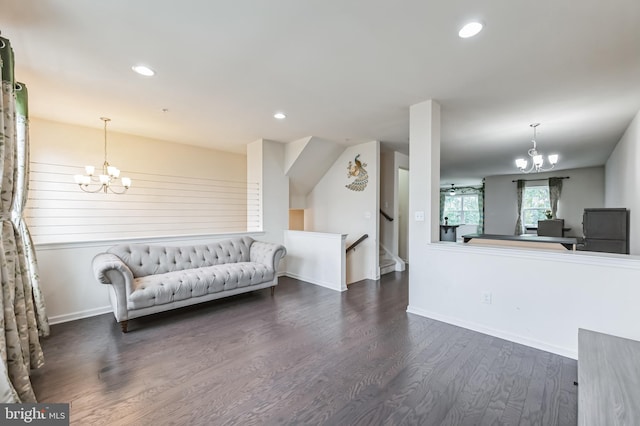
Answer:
[
  {"left": 514, "top": 179, "right": 525, "bottom": 235},
  {"left": 548, "top": 177, "right": 563, "bottom": 219},
  {"left": 477, "top": 181, "right": 485, "bottom": 234},
  {"left": 0, "top": 36, "right": 49, "bottom": 403}
]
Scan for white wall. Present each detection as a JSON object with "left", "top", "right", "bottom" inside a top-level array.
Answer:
[
  {"left": 484, "top": 167, "right": 605, "bottom": 236},
  {"left": 247, "top": 139, "right": 289, "bottom": 246},
  {"left": 305, "top": 141, "right": 380, "bottom": 284},
  {"left": 285, "top": 136, "right": 344, "bottom": 210},
  {"left": 408, "top": 245, "right": 640, "bottom": 359},
  {"left": 605, "top": 110, "right": 640, "bottom": 254},
  {"left": 408, "top": 100, "right": 440, "bottom": 248},
  {"left": 247, "top": 140, "right": 263, "bottom": 233},
  {"left": 284, "top": 231, "right": 346, "bottom": 291},
  {"left": 408, "top": 99, "right": 640, "bottom": 359}
]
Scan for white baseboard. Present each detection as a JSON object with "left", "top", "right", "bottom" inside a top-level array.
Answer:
[
  {"left": 380, "top": 264, "right": 396, "bottom": 275},
  {"left": 379, "top": 243, "right": 406, "bottom": 272},
  {"left": 284, "top": 272, "right": 346, "bottom": 292},
  {"left": 406, "top": 305, "right": 577, "bottom": 360},
  {"left": 48, "top": 306, "right": 112, "bottom": 325}
]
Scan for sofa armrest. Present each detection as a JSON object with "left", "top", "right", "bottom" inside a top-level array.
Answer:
[
  {"left": 93, "top": 253, "right": 134, "bottom": 321},
  {"left": 249, "top": 241, "right": 287, "bottom": 272}
]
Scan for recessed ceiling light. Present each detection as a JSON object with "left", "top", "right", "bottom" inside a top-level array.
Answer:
[
  {"left": 458, "top": 22, "right": 483, "bottom": 38},
  {"left": 274, "top": 112, "right": 286, "bottom": 120},
  {"left": 132, "top": 65, "right": 155, "bottom": 77}
]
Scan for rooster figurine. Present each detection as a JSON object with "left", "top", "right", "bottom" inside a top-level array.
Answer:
[{"left": 345, "top": 154, "right": 368, "bottom": 192}]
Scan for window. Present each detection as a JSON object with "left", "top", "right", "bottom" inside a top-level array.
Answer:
[
  {"left": 522, "top": 185, "right": 551, "bottom": 227},
  {"left": 443, "top": 194, "right": 479, "bottom": 225}
]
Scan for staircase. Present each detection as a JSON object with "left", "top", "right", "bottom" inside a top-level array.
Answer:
[{"left": 379, "top": 247, "right": 396, "bottom": 276}]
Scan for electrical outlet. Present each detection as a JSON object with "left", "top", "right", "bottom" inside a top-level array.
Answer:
[{"left": 482, "top": 292, "right": 492, "bottom": 304}]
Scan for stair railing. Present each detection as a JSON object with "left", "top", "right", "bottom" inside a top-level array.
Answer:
[
  {"left": 346, "top": 234, "right": 369, "bottom": 253},
  {"left": 380, "top": 209, "right": 393, "bottom": 222}
]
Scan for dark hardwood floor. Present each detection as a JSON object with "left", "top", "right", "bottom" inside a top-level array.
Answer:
[{"left": 31, "top": 271, "right": 577, "bottom": 425}]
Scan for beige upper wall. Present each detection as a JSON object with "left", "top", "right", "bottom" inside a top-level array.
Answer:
[{"left": 29, "top": 117, "right": 247, "bottom": 179}]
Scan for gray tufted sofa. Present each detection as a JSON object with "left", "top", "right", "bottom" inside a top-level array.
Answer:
[{"left": 92, "top": 236, "right": 286, "bottom": 332}]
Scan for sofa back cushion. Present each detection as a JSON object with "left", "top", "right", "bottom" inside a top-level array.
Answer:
[{"left": 108, "top": 237, "right": 254, "bottom": 278}]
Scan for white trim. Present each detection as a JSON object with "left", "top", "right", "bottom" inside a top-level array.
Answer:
[
  {"left": 48, "top": 305, "right": 113, "bottom": 325},
  {"left": 379, "top": 242, "right": 406, "bottom": 271},
  {"left": 443, "top": 192, "right": 481, "bottom": 226},
  {"left": 35, "top": 231, "right": 266, "bottom": 251},
  {"left": 283, "top": 230, "right": 347, "bottom": 240},
  {"left": 284, "top": 272, "right": 347, "bottom": 292},
  {"left": 406, "top": 305, "right": 577, "bottom": 359},
  {"left": 428, "top": 241, "right": 640, "bottom": 269}
]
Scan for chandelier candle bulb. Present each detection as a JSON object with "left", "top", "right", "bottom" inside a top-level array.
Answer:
[
  {"left": 533, "top": 155, "right": 543, "bottom": 166},
  {"left": 85, "top": 165, "right": 95, "bottom": 175},
  {"left": 74, "top": 175, "right": 92, "bottom": 185},
  {"left": 107, "top": 166, "right": 119, "bottom": 177}
]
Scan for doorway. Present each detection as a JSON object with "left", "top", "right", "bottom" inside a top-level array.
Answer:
[
  {"left": 398, "top": 168, "right": 409, "bottom": 262},
  {"left": 289, "top": 209, "right": 304, "bottom": 230}
]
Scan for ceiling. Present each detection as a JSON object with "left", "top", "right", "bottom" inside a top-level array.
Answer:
[{"left": 1, "top": 0, "right": 639, "bottom": 185}]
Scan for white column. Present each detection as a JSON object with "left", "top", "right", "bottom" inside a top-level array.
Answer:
[
  {"left": 246, "top": 139, "right": 289, "bottom": 245},
  {"left": 408, "top": 100, "right": 441, "bottom": 246},
  {"left": 246, "top": 140, "right": 263, "bottom": 232}
]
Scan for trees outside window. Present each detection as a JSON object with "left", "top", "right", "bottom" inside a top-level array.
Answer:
[
  {"left": 522, "top": 186, "right": 551, "bottom": 227},
  {"left": 443, "top": 194, "right": 479, "bottom": 225}
]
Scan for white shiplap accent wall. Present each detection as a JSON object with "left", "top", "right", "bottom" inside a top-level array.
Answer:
[{"left": 27, "top": 161, "right": 259, "bottom": 244}]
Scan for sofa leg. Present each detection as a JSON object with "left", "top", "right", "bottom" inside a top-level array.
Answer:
[
  {"left": 120, "top": 320, "right": 129, "bottom": 333},
  {"left": 271, "top": 286, "right": 275, "bottom": 296}
]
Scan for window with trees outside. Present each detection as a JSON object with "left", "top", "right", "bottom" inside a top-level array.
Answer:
[
  {"left": 443, "top": 194, "right": 480, "bottom": 225},
  {"left": 522, "top": 185, "right": 551, "bottom": 227}
]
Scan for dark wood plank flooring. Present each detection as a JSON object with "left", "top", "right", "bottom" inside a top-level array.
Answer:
[{"left": 31, "top": 271, "right": 577, "bottom": 425}]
